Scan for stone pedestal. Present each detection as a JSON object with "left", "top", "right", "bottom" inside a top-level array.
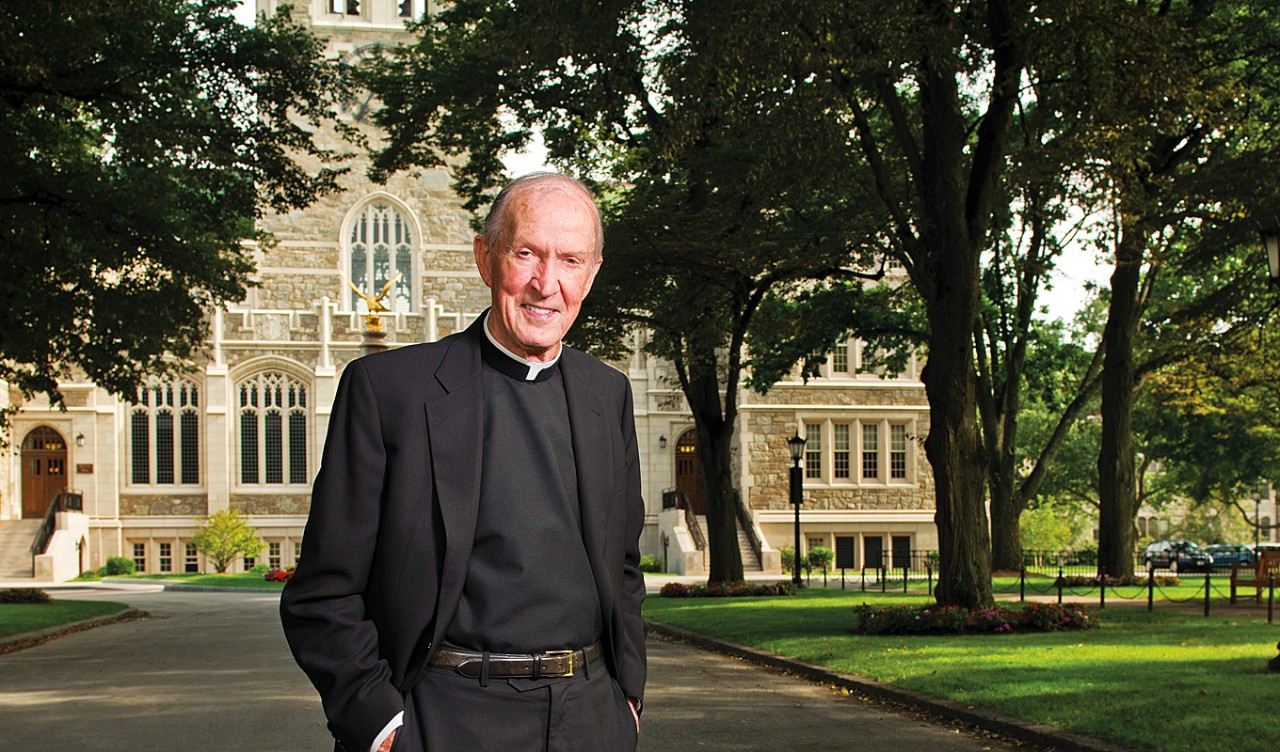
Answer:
[{"left": 361, "top": 328, "right": 389, "bottom": 357}]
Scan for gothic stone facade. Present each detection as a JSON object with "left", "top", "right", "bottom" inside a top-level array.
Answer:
[{"left": 0, "top": 0, "right": 935, "bottom": 577}]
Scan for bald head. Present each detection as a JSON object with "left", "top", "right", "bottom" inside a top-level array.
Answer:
[{"left": 482, "top": 172, "right": 604, "bottom": 259}]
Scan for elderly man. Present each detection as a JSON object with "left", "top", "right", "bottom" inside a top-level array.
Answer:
[{"left": 281, "top": 172, "right": 646, "bottom": 752}]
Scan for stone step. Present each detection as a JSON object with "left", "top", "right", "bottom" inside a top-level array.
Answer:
[{"left": 0, "top": 520, "right": 43, "bottom": 579}]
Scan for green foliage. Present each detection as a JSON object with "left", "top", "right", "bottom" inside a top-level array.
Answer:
[
  {"left": 851, "top": 602, "right": 1094, "bottom": 635},
  {"left": 250, "top": 562, "right": 270, "bottom": 575},
  {"left": 102, "top": 557, "right": 136, "bottom": 576},
  {"left": 779, "top": 546, "right": 796, "bottom": 575},
  {"left": 190, "top": 510, "right": 264, "bottom": 574},
  {"left": 638, "top": 554, "right": 664, "bottom": 574},
  {"left": 0, "top": 0, "right": 348, "bottom": 429},
  {"left": 807, "top": 546, "right": 835, "bottom": 574},
  {"left": 658, "top": 581, "right": 796, "bottom": 598},
  {"left": 0, "top": 588, "right": 51, "bottom": 604},
  {"left": 1019, "top": 503, "right": 1090, "bottom": 553}
]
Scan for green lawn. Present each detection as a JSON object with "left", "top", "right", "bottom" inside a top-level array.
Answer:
[
  {"left": 644, "top": 588, "right": 1280, "bottom": 752},
  {"left": 105, "top": 573, "right": 286, "bottom": 589},
  {"left": 0, "top": 600, "right": 128, "bottom": 640}
]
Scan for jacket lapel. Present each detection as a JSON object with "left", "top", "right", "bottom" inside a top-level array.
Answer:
[
  {"left": 560, "top": 351, "right": 616, "bottom": 604},
  {"left": 424, "top": 321, "right": 485, "bottom": 649}
]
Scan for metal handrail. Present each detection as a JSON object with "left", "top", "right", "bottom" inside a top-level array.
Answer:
[
  {"left": 734, "top": 490, "right": 763, "bottom": 565},
  {"left": 29, "top": 492, "right": 61, "bottom": 556},
  {"left": 28, "top": 490, "right": 83, "bottom": 556},
  {"left": 680, "top": 492, "right": 707, "bottom": 550}
]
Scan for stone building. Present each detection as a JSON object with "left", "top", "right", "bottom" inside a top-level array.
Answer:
[{"left": 0, "top": 0, "right": 936, "bottom": 581}]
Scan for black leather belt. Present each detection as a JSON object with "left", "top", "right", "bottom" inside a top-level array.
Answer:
[{"left": 428, "top": 642, "right": 602, "bottom": 679}]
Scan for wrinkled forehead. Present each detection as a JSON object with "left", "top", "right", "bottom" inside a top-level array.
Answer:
[{"left": 503, "top": 183, "right": 603, "bottom": 255}]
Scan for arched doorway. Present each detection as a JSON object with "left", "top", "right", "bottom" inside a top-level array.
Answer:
[
  {"left": 21, "top": 427, "right": 67, "bottom": 518},
  {"left": 674, "top": 429, "right": 704, "bottom": 515}
]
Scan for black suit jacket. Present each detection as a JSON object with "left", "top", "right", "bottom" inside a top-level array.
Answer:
[{"left": 280, "top": 317, "right": 647, "bottom": 752}]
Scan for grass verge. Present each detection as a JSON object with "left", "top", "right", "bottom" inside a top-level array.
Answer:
[
  {"left": 643, "top": 588, "right": 1280, "bottom": 752},
  {"left": 0, "top": 600, "right": 128, "bottom": 640},
  {"left": 122, "top": 573, "right": 285, "bottom": 589}
]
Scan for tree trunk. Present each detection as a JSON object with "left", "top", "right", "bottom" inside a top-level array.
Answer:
[
  {"left": 1097, "top": 227, "right": 1143, "bottom": 579},
  {"left": 682, "top": 370, "right": 744, "bottom": 584},
  {"left": 988, "top": 467, "right": 1023, "bottom": 572},
  {"left": 921, "top": 264, "right": 994, "bottom": 609},
  {"left": 698, "top": 422, "right": 742, "bottom": 584}
]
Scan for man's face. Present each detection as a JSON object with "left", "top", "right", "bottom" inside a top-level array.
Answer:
[{"left": 474, "top": 187, "right": 602, "bottom": 362}]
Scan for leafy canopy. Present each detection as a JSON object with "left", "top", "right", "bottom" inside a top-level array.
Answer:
[{"left": 0, "top": 0, "right": 348, "bottom": 422}]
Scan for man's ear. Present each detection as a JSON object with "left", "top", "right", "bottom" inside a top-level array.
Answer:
[
  {"left": 582, "top": 254, "right": 603, "bottom": 297},
  {"left": 473, "top": 234, "right": 494, "bottom": 288}
]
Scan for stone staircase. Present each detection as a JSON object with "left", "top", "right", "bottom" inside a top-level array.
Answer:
[
  {"left": 0, "top": 519, "right": 42, "bottom": 580},
  {"left": 693, "top": 515, "right": 763, "bottom": 572}
]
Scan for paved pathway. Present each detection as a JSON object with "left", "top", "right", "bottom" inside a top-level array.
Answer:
[{"left": 0, "top": 587, "right": 1043, "bottom": 752}]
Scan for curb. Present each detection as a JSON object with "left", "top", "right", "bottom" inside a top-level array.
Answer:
[
  {"left": 100, "top": 578, "right": 284, "bottom": 594},
  {"left": 0, "top": 607, "right": 148, "bottom": 655},
  {"left": 645, "top": 619, "right": 1133, "bottom": 752}
]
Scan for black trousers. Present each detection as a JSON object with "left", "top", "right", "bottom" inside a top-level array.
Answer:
[{"left": 393, "top": 658, "right": 638, "bottom": 752}]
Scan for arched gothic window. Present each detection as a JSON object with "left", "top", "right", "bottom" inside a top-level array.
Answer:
[
  {"left": 347, "top": 201, "right": 415, "bottom": 314},
  {"left": 238, "top": 372, "right": 308, "bottom": 486},
  {"left": 130, "top": 380, "right": 200, "bottom": 486}
]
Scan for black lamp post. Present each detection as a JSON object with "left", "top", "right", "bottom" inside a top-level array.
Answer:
[
  {"left": 1261, "top": 227, "right": 1280, "bottom": 287},
  {"left": 787, "top": 432, "right": 807, "bottom": 587}
]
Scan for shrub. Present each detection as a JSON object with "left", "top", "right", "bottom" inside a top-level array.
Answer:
[
  {"left": 659, "top": 580, "right": 796, "bottom": 598},
  {"left": 1057, "top": 573, "right": 1177, "bottom": 588},
  {"left": 808, "top": 546, "right": 834, "bottom": 573},
  {"left": 264, "top": 566, "right": 296, "bottom": 583},
  {"left": 639, "top": 554, "right": 664, "bottom": 573},
  {"left": 191, "top": 509, "right": 265, "bottom": 573},
  {"left": 851, "top": 602, "right": 1094, "bottom": 635},
  {"left": 250, "top": 562, "right": 270, "bottom": 574},
  {"left": 104, "top": 556, "right": 136, "bottom": 576},
  {"left": 0, "top": 588, "right": 51, "bottom": 604},
  {"left": 779, "top": 546, "right": 796, "bottom": 574}
]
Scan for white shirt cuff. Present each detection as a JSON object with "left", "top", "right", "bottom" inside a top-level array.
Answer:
[{"left": 370, "top": 712, "right": 404, "bottom": 752}]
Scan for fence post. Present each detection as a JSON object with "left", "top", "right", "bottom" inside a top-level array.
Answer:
[
  {"left": 1147, "top": 562, "right": 1155, "bottom": 613},
  {"left": 902, "top": 566, "right": 909, "bottom": 593},
  {"left": 1269, "top": 574, "right": 1275, "bottom": 625},
  {"left": 1057, "top": 567, "right": 1064, "bottom": 605},
  {"left": 841, "top": 568, "right": 846, "bottom": 591},
  {"left": 1099, "top": 570, "right": 1106, "bottom": 610},
  {"left": 927, "top": 563, "right": 934, "bottom": 596},
  {"left": 1203, "top": 570, "right": 1211, "bottom": 617},
  {"left": 860, "top": 567, "right": 866, "bottom": 592},
  {"left": 880, "top": 566, "right": 887, "bottom": 593},
  {"left": 1019, "top": 567, "right": 1026, "bottom": 602}
]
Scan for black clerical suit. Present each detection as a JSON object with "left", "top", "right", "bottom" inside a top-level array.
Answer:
[{"left": 280, "top": 315, "right": 646, "bottom": 752}]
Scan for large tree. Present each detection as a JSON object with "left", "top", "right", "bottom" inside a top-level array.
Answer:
[
  {"left": 0, "top": 0, "right": 347, "bottom": 425},
  {"left": 371, "top": 0, "right": 1031, "bottom": 607},
  {"left": 1038, "top": 0, "right": 1280, "bottom": 576}
]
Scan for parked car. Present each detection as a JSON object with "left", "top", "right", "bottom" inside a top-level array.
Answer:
[
  {"left": 1143, "top": 540, "right": 1214, "bottom": 572},
  {"left": 1204, "top": 543, "right": 1255, "bottom": 567}
]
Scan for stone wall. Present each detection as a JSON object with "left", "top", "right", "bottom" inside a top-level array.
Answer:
[
  {"left": 118, "top": 494, "right": 209, "bottom": 517},
  {"left": 230, "top": 494, "right": 313, "bottom": 516}
]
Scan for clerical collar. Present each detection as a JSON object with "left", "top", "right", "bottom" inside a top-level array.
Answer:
[{"left": 481, "top": 312, "right": 561, "bottom": 382}]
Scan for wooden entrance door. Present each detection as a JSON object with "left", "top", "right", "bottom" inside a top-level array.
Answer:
[
  {"left": 674, "top": 429, "right": 705, "bottom": 515},
  {"left": 21, "top": 426, "right": 67, "bottom": 518}
]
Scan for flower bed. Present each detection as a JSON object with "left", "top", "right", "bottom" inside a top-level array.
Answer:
[
  {"left": 851, "top": 602, "right": 1093, "bottom": 635},
  {"left": 659, "top": 580, "right": 796, "bottom": 598},
  {"left": 1057, "top": 574, "right": 1179, "bottom": 588},
  {"left": 264, "top": 567, "right": 296, "bottom": 583}
]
